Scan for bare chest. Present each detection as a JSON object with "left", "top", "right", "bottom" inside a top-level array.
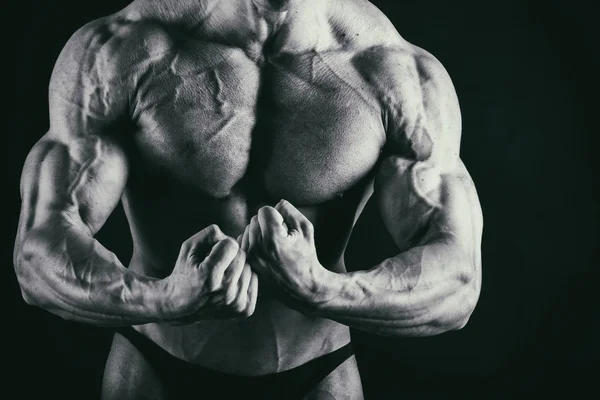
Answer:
[{"left": 130, "top": 43, "right": 385, "bottom": 204}]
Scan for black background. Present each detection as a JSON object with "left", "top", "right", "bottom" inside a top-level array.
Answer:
[{"left": 7, "top": 0, "right": 598, "bottom": 398}]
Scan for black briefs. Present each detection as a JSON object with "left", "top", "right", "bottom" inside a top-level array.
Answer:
[{"left": 115, "top": 327, "right": 355, "bottom": 399}]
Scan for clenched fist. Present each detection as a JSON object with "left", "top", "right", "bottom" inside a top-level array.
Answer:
[
  {"left": 241, "top": 200, "right": 331, "bottom": 311},
  {"left": 162, "top": 225, "right": 258, "bottom": 324}
]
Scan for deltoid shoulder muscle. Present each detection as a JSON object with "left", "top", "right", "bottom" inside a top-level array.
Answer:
[
  {"left": 24, "top": 18, "right": 139, "bottom": 236},
  {"left": 49, "top": 18, "right": 135, "bottom": 128},
  {"left": 47, "top": 3, "right": 445, "bottom": 206}
]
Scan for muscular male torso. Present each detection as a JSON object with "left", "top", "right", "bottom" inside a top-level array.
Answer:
[
  {"left": 23, "top": 0, "right": 458, "bottom": 397},
  {"left": 64, "top": 0, "right": 414, "bottom": 376}
]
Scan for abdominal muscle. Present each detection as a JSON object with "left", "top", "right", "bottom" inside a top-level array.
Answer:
[{"left": 121, "top": 185, "right": 364, "bottom": 376}]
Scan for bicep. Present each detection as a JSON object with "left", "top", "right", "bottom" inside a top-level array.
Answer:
[
  {"left": 17, "top": 20, "right": 131, "bottom": 242},
  {"left": 375, "top": 47, "right": 482, "bottom": 257},
  {"left": 18, "top": 133, "right": 128, "bottom": 240}
]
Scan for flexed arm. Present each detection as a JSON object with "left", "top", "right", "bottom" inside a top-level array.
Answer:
[
  {"left": 244, "top": 48, "right": 483, "bottom": 336},
  {"left": 14, "top": 19, "right": 258, "bottom": 327},
  {"left": 13, "top": 19, "right": 167, "bottom": 326}
]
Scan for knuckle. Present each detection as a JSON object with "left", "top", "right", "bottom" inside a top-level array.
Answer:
[
  {"left": 232, "top": 303, "right": 245, "bottom": 314},
  {"left": 224, "top": 290, "right": 237, "bottom": 306},
  {"left": 242, "top": 306, "right": 254, "bottom": 318},
  {"left": 205, "top": 224, "right": 222, "bottom": 240},
  {"left": 298, "top": 221, "right": 313, "bottom": 236},
  {"left": 222, "top": 237, "right": 239, "bottom": 251},
  {"left": 205, "top": 224, "right": 219, "bottom": 234},
  {"left": 279, "top": 199, "right": 290, "bottom": 208},
  {"left": 234, "top": 298, "right": 247, "bottom": 313},
  {"left": 259, "top": 206, "right": 275, "bottom": 217},
  {"left": 180, "top": 239, "right": 193, "bottom": 254},
  {"left": 301, "top": 220, "right": 314, "bottom": 233}
]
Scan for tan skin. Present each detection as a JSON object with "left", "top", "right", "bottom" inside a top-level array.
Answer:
[{"left": 13, "top": 0, "right": 483, "bottom": 398}]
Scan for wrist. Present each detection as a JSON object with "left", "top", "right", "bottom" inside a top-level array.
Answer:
[
  {"left": 151, "top": 277, "right": 181, "bottom": 321},
  {"left": 305, "top": 266, "right": 347, "bottom": 314}
]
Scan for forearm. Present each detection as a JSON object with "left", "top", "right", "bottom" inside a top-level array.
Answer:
[
  {"left": 313, "top": 240, "right": 478, "bottom": 336},
  {"left": 15, "top": 225, "right": 169, "bottom": 327}
]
